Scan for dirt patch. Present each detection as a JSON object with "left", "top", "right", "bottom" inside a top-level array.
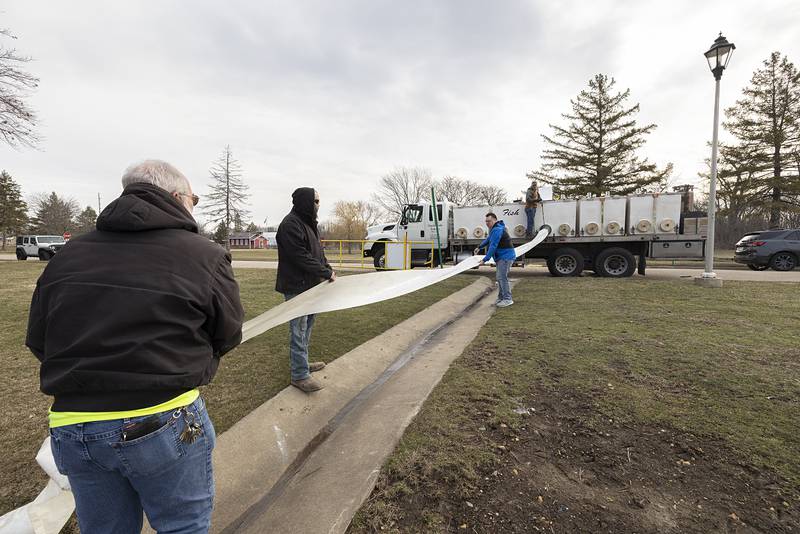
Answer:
[
  {"left": 350, "top": 279, "right": 800, "bottom": 533},
  {"left": 379, "top": 383, "right": 798, "bottom": 533}
]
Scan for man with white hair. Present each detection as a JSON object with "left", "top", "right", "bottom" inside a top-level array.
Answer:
[{"left": 26, "top": 160, "right": 244, "bottom": 533}]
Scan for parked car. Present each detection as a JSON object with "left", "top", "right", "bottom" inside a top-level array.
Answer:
[
  {"left": 733, "top": 229, "right": 800, "bottom": 271},
  {"left": 15, "top": 235, "right": 67, "bottom": 261}
]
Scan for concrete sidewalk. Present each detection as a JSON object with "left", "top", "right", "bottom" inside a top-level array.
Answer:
[
  {"left": 231, "top": 275, "right": 499, "bottom": 534},
  {"left": 210, "top": 277, "right": 494, "bottom": 533}
]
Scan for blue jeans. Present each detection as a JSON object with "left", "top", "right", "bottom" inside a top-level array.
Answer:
[
  {"left": 525, "top": 207, "right": 537, "bottom": 235},
  {"left": 49, "top": 397, "right": 216, "bottom": 534},
  {"left": 284, "top": 293, "right": 316, "bottom": 381},
  {"left": 496, "top": 259, "right": 513, "bottom": 302}
]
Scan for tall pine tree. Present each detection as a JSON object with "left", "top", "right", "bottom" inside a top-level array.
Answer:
[
  {"left": 29, "top": 192, "right": 78, "bottom": 235},
  {"left": 722, "top": 51, "right": 800, "bottom": 227},
  {"left": 529, "top": 74, "right": 671, "bottom": 197},
  {"left": 73, "top": 206, "right": 98, "bottom": 235},
  {"left": 0, "top": 170, "right": 27, "bottom": 249},
  {"left": 202, "top": 145, "right": 250, "bottom": 250}
]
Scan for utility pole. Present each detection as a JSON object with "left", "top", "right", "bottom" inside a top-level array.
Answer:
[{"left": 97, "top": 193, "right": 101, "bottom": 213}]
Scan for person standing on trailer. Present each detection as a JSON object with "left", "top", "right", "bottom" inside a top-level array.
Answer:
[
  {"left": 475, "top": 212, "right": 517, "bottom": 307},
  {"left": 524, "top": 180, "right": 541, "bottom": 238}
]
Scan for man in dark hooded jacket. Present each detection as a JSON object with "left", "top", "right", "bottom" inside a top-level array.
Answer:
[
  {"left": 26, "top": 160, "right": 243, "bottom": 534},
  {"left": 276, "top": 187, "right": 336, "bottom": 392}
]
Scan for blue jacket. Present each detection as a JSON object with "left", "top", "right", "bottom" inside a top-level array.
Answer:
[{"left": 479, "top": 220, "right": 517, "bottom": 262}]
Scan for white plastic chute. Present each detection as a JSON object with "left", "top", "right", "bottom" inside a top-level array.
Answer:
[
  {"left": 242, "top": 228, "right": 549, "bottom": 342},
  {"left": 0, "top": 438, "right": 74, "bottom": 534}
]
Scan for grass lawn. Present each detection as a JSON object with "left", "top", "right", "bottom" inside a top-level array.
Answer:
[
  {"left": 230, "top": 248, "right": 279, "bottom": 261},
  {"left": 0, "top": 262, "right": 472, "bottom": 517},
  {"left": 230, "top": 247, "right": 366, "bottom": 264},
  {"left": 350, "top": 277, "right": 800, "bottom": 533}
]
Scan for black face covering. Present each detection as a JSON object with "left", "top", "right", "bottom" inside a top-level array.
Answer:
[{"left": 291, "top": 187, "right": 318, "bottom": 231}]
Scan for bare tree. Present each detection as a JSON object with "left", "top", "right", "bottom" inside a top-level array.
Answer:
[
  {"left": 330, "top": 200, "right": 383, "bottom": 252},
  {"left": 0, "top": 29, "right": 39, "bottom": 148},
  {"left": 434, "top": 176, "right": 484, "bottom": 206},
  {"left": 202, "top": 145, "right": 249, "bottom": 250},
  {"left": 476, "top": 184, "right": 508, "bottom": 205},
  {"left": 372, "top": 167, "right": 433, "bottom": 216}
]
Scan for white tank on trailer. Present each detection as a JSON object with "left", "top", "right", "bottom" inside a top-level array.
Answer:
[
  {"left": 627, "top": 194, "right": 655, "bottom": 235},
  {"left": 578, "top": 199, "right": 602, "bottom": 236},
  {"left": 653, "top": 192, "right": 682, "bottom": 234},
  {"left": 601, "top": 196, "right": 627, "bottom": 236},
  {"left": 452, "top": 203, "right": 531, "bottom": 241},
  {"left": 541, "top": 199, "right": 577, "bottom": 237}
]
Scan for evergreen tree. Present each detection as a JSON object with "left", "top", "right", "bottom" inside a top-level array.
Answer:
[
  {"left": 0, "top": 170, "right": 27, "bottom": 249},
  {"left": 211, "top": 221, "right": 228, "bottom": 245},
  {"left": 233, "top": 212, "right": 244, "bottom": 233},
  {"left": 723, "top": 52, "right": 800, "bottom": 227},
  {"left": 202, "top": 145, "right": 249, "bottom": 250},
  {"left": 245, "top": 221, "right": 260, "bottom": 233},
  {"left": 73, "top": 206, "right": 98, "bottom": 235},
  {"left": 529, "top": 74, "right": 672, "bottom": 197},
  {"left": 29, "top": 192, "right": 78, "bottom": 235}
]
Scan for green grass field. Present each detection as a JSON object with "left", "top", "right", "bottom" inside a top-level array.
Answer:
[
  {"left": 350, "top": 277, "right": 800, "bottom": 532},
  {"left": 0, "top": 262, "right": 472, "bottom": 517}
]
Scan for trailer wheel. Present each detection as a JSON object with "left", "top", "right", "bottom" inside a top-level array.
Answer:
[
  {"left": 595, "top": 247, "right": 636, "bottom": 278},
  {"left": 547, "top": 247, "right": 584, "bottom": 277}
]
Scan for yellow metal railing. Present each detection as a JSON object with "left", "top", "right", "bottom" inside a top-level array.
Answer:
[{"left": 320, "top": 239, "right": 437, "bottom": 270}]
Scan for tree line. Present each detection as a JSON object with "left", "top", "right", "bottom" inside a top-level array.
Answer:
[{"left": 0, "top": 171, "right": 99, "bottom": 249}]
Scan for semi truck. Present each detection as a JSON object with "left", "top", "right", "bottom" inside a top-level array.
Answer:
[{"left": 363, "top": 192, "right": 708, "bottom": 277}]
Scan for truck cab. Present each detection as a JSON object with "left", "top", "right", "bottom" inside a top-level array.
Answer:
[{"left": 364, "top": 201, "right": 453, "bottom": 269}]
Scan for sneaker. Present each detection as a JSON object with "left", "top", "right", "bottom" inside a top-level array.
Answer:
[
  {"left": 309, "top": 361, "right": 326, "bottom": 373},
  {"left": 496, "top": 299, "right": 514, "bottom": 308},
  {"left": 291, "top": 377, "right": 325, "bottom": 392}
]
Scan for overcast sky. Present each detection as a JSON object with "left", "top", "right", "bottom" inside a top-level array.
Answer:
[{"left": 3, "top": 0, "right": 799, "bottom": 228}]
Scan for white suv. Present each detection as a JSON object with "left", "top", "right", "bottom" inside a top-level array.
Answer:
[{"left": 16, "top": 235, "right": 67, "bottom": 261}]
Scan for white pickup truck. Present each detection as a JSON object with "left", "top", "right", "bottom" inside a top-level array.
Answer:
[{"left": 364, "top": 192, "right": 707, "bottom": 277}]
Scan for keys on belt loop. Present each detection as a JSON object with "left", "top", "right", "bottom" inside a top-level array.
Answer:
[{"left": 178, "top": 407, "right": 203, "bottom": 444}]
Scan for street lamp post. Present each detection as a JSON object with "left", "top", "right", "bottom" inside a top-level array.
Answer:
[{"left": 697, "top": 33, "right": 735, "bottom": 288}]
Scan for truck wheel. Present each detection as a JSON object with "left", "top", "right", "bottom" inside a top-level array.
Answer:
[
  {"left": 38, "top": 249, "right": 52, "bottom": 261},
  {"left": 595, "top": 247, "right": 636, "bottom": 278},
  {"left": 770, "top": 252, "right": 797, "bottom": 271},
  {"left": 373, "top": 248, "right": 386, "bottom": 270},
  {"left": 547, "top": 248, "right": 584, "bottom": 277},
  {"left": 16, "top": 248, "right": 27, "bottom": 260}
]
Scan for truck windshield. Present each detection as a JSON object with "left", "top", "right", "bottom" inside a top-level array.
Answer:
[{"left": 402, "top": 206, "right": 423, "bottom": 224}]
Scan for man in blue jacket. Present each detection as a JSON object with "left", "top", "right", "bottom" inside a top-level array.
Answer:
[{"left": 475, "top": 212, "right": 517, "bottom": 307}]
